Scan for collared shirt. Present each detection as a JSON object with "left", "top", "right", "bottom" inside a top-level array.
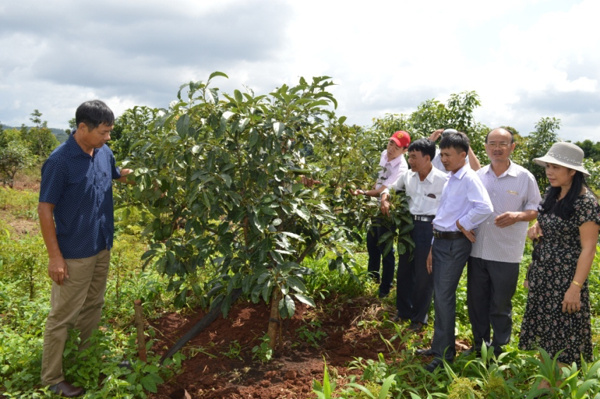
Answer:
[
  {"left": 471, "top": 161, "right": 542, "bottom": 263},
  {"left": 383, "top": 166, "right": 448, "bottom": 215},
  {"left": 39, "top": 132, "right": 121, "bottom": 259},
  {"left": 432, "top": 164, "right": 493, "bottom": 232},
  {"left": 432, "top": 149, "right": 470, "bottom": 173},
  {"left": 376, "top": 150, "right": 408, "bottom": 190}
]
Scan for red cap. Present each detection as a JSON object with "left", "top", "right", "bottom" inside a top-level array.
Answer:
[{"left": 389, "top": 131, "right": 411, "bottom": 148}]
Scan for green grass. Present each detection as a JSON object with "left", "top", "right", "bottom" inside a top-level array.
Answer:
[{"left": 2, "top": 185, "right": 600, "bottom": 398}]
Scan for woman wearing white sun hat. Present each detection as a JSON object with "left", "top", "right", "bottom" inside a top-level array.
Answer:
[{"left": 519, "top": 142, "right": 599, "bottom": 391}]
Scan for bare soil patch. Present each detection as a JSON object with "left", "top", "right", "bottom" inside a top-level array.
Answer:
[{"left": 147, "top": 295, "right": 416, "bottom": 399}]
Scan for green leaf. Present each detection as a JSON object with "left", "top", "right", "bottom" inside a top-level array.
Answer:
[
  {"left": 382, "top": 239, "right": 393, "bottom": 258},
  {"left": 249, "top": 130, "right": 259, "bottom": 147},
  {"left": 377, "top": 231, "right": 393, "bottom": 246},
  {"left": 234, "top": 89, "right": 243, "bottom": 103},
  {"left": 577, "top": 380, "right": 598, "bottom": 397},
  {"left": 287, "top": 276, "right": 306, "bottom": 292},
  {"left": 176, "top": 114, "right": 190, "bottom": 138},
  {"left": 222, "top": 111, "right": 235, "bottom": 121},
  {"left": 293, "top": 293, "right": 315, "bottom": 307},
  {"left": 322, "top": 359, "right": 332, "bottom": 397},
  {"left": 208, "top": 71, "right": 229, "bottom": 81},
  {"left": 345, "top": 383, "right": 375, "bottom": 398},
  {"left": 397, "top": 241, "right": 406, "bottom": 255},
  {"left": 262, "top": 280, "right": 272, "bottom": 303},
  {"left": 378, "top": 374, "right": 395, "bottom": 399},
  {"left": 279, "top": 231, "right": 304, "bottom": 241},
  {"left": 140, "top": 375, "right": 158, "bottom": 393},
  {"left": 257, "top": 272, "right": 270, "bottom": 284},
  {"left": 398, "top": 223, "right": 414, "bottom": 235},
  {"left": 295, "top": 207, "right": 310, "bottom": 222},
  {"left": 273, "top": 121, "right": 285, "bottom": 136},
  {"left": 221, "top": 173, "right": 232, "bottom": 188},
  {"left": 281, "top": 294, "right": 295, "bottom": 318}
]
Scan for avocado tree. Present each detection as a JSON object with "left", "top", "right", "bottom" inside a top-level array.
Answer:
[{"left": 120, "top": 73, "right": 372, "bottom": 348}]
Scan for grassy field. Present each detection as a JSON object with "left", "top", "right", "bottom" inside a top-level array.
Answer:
[{"left": 1, "top": 183, "right": 600, "bottom": 398}]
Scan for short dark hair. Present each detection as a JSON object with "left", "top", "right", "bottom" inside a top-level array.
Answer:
[
  {"left": 408, "top": 138, "right": 436, "bottom": 161},
  {"left": 485, "top": 128, "right": 515, "bottom": 143},
  {"left": 439, "top": 131, "right": 469, "bottom": 155},
  {"left": 76, "top": 100, "right": 114, "bottom": 129}
]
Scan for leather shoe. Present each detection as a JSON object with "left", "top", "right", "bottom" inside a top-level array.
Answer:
[
  {"left": 392, "top": 314, "right": 409, "bottom": 323},
  {"left": 118, "top": 359, "right": 133, "bottom": 369},
  {"left": 415, "top": 348, "right": 436, "bottom": 357},
  {"left": 425, "top": 358, "right": 444, "bottom": 373},
  {"left": 461, "top": 347, "right": 481, "bottom": 357},
  {"left": 406, "top": 322, "right": 425, "bottom": 332},
  {"left": 48, "top": 381, "right": 85, "bottom": 397}
]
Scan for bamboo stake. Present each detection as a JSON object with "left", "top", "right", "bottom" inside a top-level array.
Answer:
[{"left": 133, "top": 299, "right": 147, "bottom": 362}]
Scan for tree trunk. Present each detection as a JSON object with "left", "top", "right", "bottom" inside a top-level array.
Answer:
[{"left": 267, "top": 289, "right": 281, "bottom": 350}]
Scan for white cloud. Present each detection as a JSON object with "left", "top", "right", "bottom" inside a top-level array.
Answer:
[{"left": 0, "top": 0, "right": 598, "bottom": 143}]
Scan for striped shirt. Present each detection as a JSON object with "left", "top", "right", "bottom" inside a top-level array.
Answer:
[
  {"left": 376, "top": 150, "right": 408, "bottom": 190},
  {"left": 470, "top": 161, "right": 542, "bottom": 263}
]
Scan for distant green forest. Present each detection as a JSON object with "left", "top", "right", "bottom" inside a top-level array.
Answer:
[
  {"left": 1, "top": 124, "right": 69, "bottom": 143},
  {"left": 2, "top": 122, "right": 600, "bottom": 161}
]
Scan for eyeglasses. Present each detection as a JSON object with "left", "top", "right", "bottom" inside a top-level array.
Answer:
[{"left": 487, "top": 142, "right": 510, "bottom": 148}]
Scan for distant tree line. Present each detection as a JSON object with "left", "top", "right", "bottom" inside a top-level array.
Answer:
[{"left": 0, "top": 110, "right": 60, "bottom": 187}]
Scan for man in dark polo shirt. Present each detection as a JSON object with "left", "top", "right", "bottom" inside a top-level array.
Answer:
[{"left": 38, "top": 100, "right": 132, "bottom": 397}]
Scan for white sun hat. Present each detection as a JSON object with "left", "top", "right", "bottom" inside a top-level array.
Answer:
[{"left": 533, "top": 142, "right": 590, "bottom": 177}]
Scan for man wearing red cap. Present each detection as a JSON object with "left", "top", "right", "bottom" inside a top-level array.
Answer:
[{"left": 351, "top": 131, "right": 410, "bottom": 298}]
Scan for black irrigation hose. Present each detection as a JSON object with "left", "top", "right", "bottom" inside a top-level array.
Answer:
[{"left": 159, "top": 288, "right": 243, "bottom": 365}]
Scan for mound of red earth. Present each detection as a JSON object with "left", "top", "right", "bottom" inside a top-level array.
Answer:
[{"left": 147, "top": 295, "right": 413, "bottom": 398}]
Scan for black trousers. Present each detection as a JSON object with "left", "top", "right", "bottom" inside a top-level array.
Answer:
[
  {"left": 467, "top": 256, "right": 520, "bottom": 353},
  {"left": 366, "top": 219, "right": 395, "bottom": 296},
  {"left": 396, "top": 220, "right": 434, "bottom": 323}
]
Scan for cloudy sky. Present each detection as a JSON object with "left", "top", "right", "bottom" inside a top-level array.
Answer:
[{"left": 1, "top": 0, "right": 599, "bottom": 142}]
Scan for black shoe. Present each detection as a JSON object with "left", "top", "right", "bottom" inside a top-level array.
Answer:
[
  {"left": 48, "top": 381, "right": 85, "bottom": 397},
  {"left": 461, "top": 347, "right": 481, "bottom": 357},
  {"left": 415, "top": 348, "right": 436, "bottom": 357},
  {"left": 118, "top": 360, "right": 133, "bottom": 369},
  {"left": 392, "top": 314, "right": 410, "bottom": 323},
  {"left": 425, "top": 358, "right": 444, "bottom": 373},
  {"left": 378, "top": 291, "right": 389, "bottom": 299},
  {"left": 406, "top": 322, "right": 425, "bottom": 332}
]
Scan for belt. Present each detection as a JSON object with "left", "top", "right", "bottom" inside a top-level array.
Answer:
[
  {"left": 413, "top": 215, "right": 435, "bottom": 223},
  {"left": 433, "top": 230, "right": 464, "bottom": 240}
]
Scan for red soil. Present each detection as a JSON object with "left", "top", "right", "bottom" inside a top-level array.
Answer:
[{"left": 147, "top": 295, "right": 413, "bottom": 398}]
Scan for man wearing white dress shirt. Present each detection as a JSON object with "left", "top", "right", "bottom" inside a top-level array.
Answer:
[
  {"left": 380, "top": 139, "right": 447, "bottom": 331},
  {"left": 466, "top": 128, "right": 541, "bottom": 357},
  {"left": 428, "top": 128, "right": 481, "bottom": 172},
  {"left": 417, "top": 131, "right": 493, "bottom": 372}
]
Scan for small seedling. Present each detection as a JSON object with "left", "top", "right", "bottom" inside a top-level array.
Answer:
[{"left": 252, "top": 334, "right": 273, "bottom": 364}]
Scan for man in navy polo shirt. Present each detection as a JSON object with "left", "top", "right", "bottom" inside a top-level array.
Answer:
[{"left": 38, "top": 100, "right": 132, "bottom": 397}]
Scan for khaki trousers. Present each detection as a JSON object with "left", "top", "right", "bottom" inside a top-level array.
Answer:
[{"left": 41, "top": 250, "right": 110, "bottom": 386}]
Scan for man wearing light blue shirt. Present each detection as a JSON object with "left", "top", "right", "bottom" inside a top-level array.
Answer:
[{"left": 417, "top": 131, "right": 493, "bottom": 372}]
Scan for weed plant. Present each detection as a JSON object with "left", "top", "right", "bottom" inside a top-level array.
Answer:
[
  {"left": 0, "top": 186, "right": 184, "bottom": 397},
  {"left": 3, "top": 184, "right": 600, "bottom": 397}
]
